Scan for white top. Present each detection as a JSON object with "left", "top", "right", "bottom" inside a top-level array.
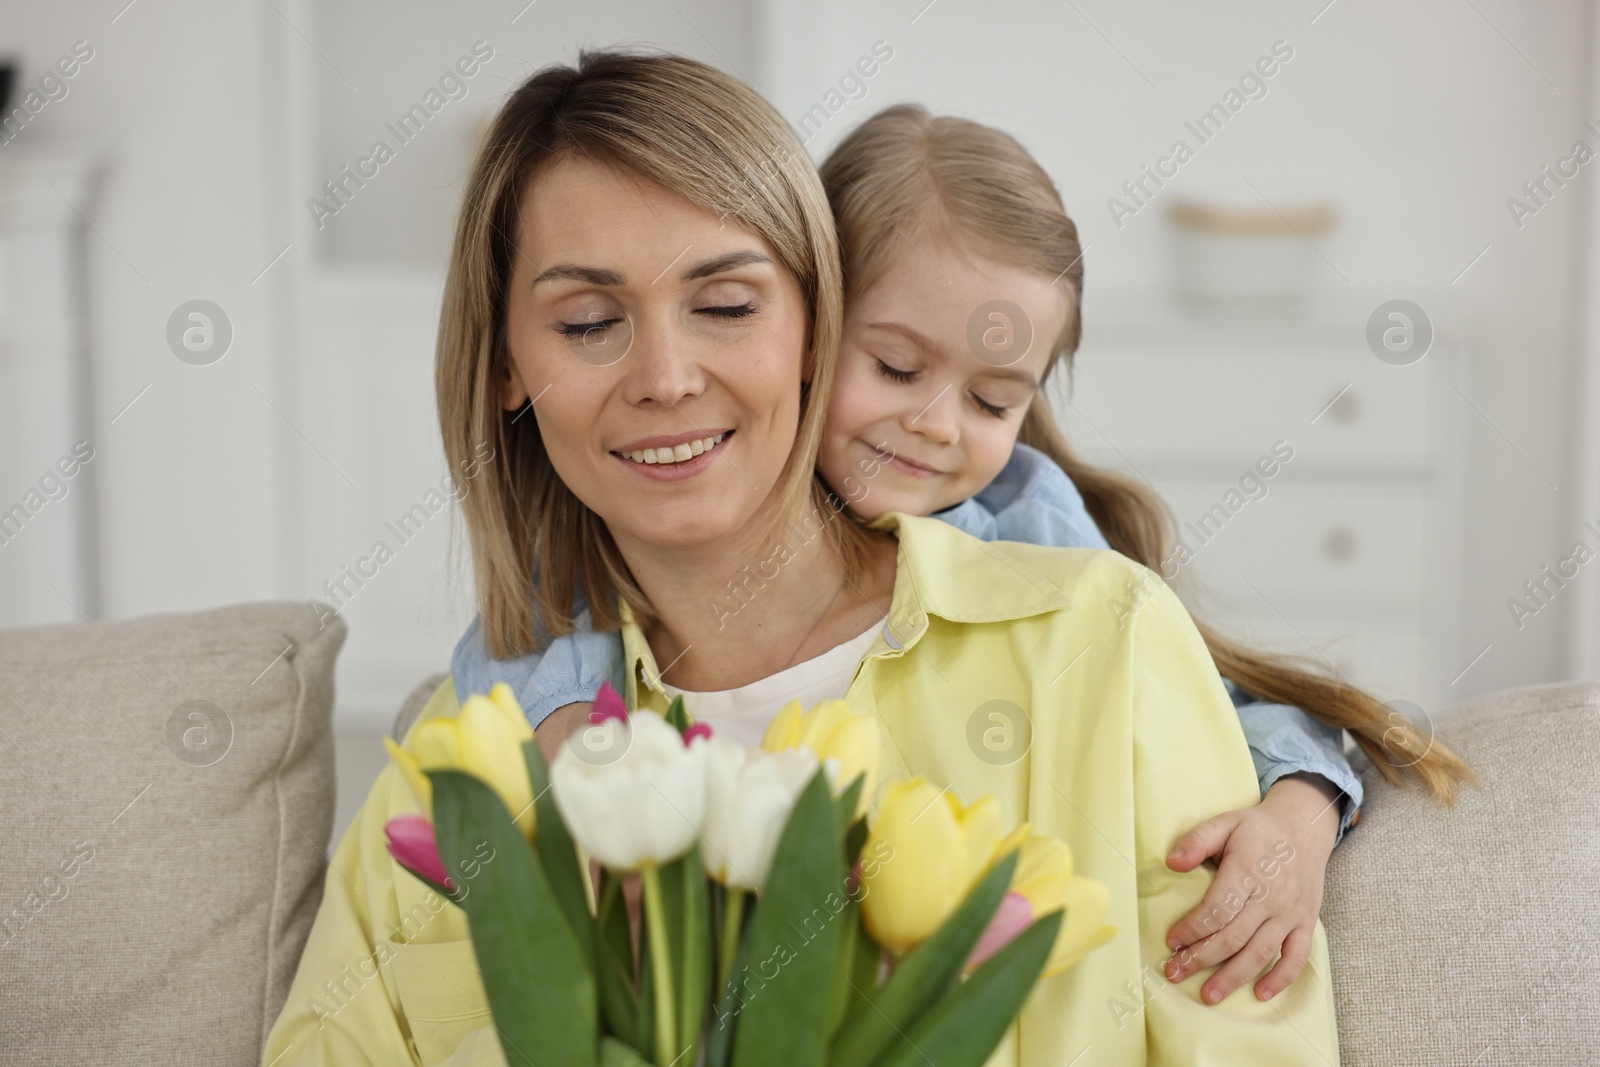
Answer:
[{"left": 662, "top": 616, "right": 887, "bottom": 747}]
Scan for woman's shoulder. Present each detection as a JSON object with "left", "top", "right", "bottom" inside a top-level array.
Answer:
[{"left": 887, "top": 513, "right": 1171, "bottom": 625}]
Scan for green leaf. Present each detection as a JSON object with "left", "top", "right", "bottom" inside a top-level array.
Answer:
[
  {"left": 600, "top": 1036, "right": 655, "bottom": 1067},
  {"left": 393, "top": 861, "right": 464, "bottom": 908},
  {"left": 704, "top": 929, "right": 749, "bottom": 1067},
  {"left": 871, "top": 910, "right": 1061, "bottom": 1067},
  {"left": 524, "top": 739, "right": 595, "bottom": 977},
  {"left": 598, "top": 872, "right": 635, "bottom": 979},
  {"left": 678, "top": 851, "right": 712, "bottom": 1065},
  {"left": 828, "top": 851, "right": 1017, "bottom": 1067},
  {"left": 636, "top": 902, "right": 656, "bottom": 1057},
  {"left": 729, "top": 770, "right": 846, "bottom": 1067},
  {"left": 826, "top": 898, "right": 861, "bottom": 1034},
  {"left": 429, "top": 769, "right": 598, "bottom": 1067},
  {"left": 844, "top": 817, "right": 869, "bottom": 869},
  {"left": 596, "top": 875, "right": 641, "bottom": 1050},
  {"left": 843, "top": 911, "right": 882, "bottom": 1023},
  {"left": 665, "top": 694, "right": 690, "bottom": 733},
  {"left": 832, "top": 773, "right": 865, "bottom": 843}
]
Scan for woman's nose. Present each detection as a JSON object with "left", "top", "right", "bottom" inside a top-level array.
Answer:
[
  {"left": 904, "top": 382, "right": 960, "bottom": 445},
  {"left": 619, "top": 313, "right": 706, "bottom": 408}
]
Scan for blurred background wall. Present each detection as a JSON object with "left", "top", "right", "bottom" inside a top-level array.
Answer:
[{"left": 2, "top": 0, "right": 1596, "bottom": 824}]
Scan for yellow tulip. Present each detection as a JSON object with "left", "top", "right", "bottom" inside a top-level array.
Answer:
[
  {"left": 382, "top": 682, "right": 537, "bottom": 842},
  {"left": 858, "top": 778, "right": 1005, "bottom": 955},
  {"left": 970, "top": 826, "right": 1117, "bottom": 977},
  {"left": 761, "top": 698, "right": 881, "bottom": 818}
]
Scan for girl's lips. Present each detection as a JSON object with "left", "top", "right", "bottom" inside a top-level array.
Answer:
[
  {"left": 612, "top": 430, "right": 733, "bottom": 483},
  {"left": 871, "top": 442, "right": 942, "bottom": 479}
]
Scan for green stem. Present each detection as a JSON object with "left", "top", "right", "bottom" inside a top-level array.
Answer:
[
  {"left": 718, "top": 887, "right": 746, "bottom": 993},
  {"left": 641, "top": 865, "right": 677, "bottom": 1067}
]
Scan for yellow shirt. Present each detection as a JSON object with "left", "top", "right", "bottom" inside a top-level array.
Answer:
[{"left": 263, "top": 513, "right": 1340, "bottom": 1066}]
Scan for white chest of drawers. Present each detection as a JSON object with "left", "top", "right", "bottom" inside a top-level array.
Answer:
[{"left": 1053, "top": 293, "right": 1466, "bottom": 712}]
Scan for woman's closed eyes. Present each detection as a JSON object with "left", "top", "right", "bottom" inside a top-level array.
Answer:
[{"left": 554, "top": 301, "right": 762, "bottom": 340}]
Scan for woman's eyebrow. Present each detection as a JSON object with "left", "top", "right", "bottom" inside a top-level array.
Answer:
[
  {"left": 532, "top": 264, "right": 626, "bottom": 287},
  {"left": 681, "top": 249, "right": 771, "bottom": 281}
]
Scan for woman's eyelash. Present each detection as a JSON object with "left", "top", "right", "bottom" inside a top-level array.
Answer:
[
  {"left": 556, "top": 303, "right": 755, "bottom": 338},
  {"left": 557, "top": 318, "right": 619, "bottom": 338},
  {"left": 874, "top": 359, "right": 916, "bottom": 382},
  {"left": 699, "top": 302, "right": 758, "bottom": 319}
]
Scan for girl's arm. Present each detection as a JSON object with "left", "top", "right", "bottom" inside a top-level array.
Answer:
[
  {"left": 450, "top": 600, "right": 623, "bottom": 730},
  {"left": 1228, "top": 683, "right": 1364, "bottom": 847}
]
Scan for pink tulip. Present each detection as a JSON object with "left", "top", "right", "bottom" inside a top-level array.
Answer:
[
  {"left": 965, "top": 891, "right": 1034, "bottom": 970},
  {"left": 590, "top": 681, "right": 628, "bottom": 725},
  {"left": 385, "top": 815, "right": 455, "bottom": 892},
  {"left": 683, "top": 722, "right": 713, "bottom": 745}
]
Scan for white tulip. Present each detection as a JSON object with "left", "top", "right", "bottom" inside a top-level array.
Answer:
[
  {"left": 550, "top": 711, "right": 708, "bottom": 871},
  {"left": 700, "top": 737, "right": 819, "bottom": 891}
]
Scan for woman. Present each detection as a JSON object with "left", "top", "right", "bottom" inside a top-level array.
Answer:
[{"left": 264, "top": 50, "right": 1340, "bottom": 1065}]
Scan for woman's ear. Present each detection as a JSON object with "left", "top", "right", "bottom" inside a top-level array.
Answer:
[
  {"left": 499, "top": 355, "right": 531, "bottom": 411},
  {"left": 800, "top": 320, "right": 817, "bottom": 387}
]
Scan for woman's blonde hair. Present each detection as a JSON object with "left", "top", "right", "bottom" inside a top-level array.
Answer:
[
  {"left": 439, "top": 49, "right": 877, "bottom": 658},
  {"left": 821, "top": 103, "right": 1477, "bottom": 804}
]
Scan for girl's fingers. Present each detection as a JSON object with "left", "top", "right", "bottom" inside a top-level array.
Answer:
[
  {"left": 1165, "top": 810, "right": 1241, "bottom": 874},
  {"left": 1164, "top": 904, "right": 1267, "bottom": 982},
  {"left": 1198, "top": 919, "right": 1290, "bottom": 1006},
  {"left": 1166, "top": 856, "right": 1264, "bottom": 951},
  {"left": 1254, "top": 925, "right": 1314, "bottom": 1001}
]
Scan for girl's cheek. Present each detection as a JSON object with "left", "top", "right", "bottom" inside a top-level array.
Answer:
[{"left": 968, "top": 425, "right": 1020, "bottom": 486}]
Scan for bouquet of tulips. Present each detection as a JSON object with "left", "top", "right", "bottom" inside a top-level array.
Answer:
[{"left": 380, "top": 682, "right": 1115, "bottom": 1067}]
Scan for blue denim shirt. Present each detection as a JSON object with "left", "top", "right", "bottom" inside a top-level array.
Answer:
[{"left": 452, "top": 442, "right": 1363, "bottom": 846}]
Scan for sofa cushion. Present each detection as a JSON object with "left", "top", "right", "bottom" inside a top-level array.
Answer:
[
  {"left": 1322, "top": 681, "right": 1600, "bottom": 1064},
  {"left": 0, "top": 600, "right": 344, "bottom": 1066}
]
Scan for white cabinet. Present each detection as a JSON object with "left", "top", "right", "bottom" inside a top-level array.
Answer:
[
  {"left": 0, "top": 146, "right": 103, "bottom": 628},
  {"left": 1052, "top": 294, "right": 1464, "bottom": 709}
]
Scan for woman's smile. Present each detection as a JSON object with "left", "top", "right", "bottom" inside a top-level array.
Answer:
[{"left": 613, "top": 429, "right": 734, "bottom": 482}]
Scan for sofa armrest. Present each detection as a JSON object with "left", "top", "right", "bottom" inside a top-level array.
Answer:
[
  {"left": 393, "top": 671, "right": 449, "bottom": 742},
  {"left": 1322, "top": 681, "right": 1600, "bottom": 1065}
]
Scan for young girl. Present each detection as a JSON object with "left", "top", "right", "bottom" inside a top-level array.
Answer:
[{"left": 451, "top": 103, "right": 1475, "bottom": 1009}]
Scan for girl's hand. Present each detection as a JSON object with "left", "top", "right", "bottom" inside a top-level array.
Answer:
[{"left": 1161, "top": 773, "right": 1343, "bottom": 1005}]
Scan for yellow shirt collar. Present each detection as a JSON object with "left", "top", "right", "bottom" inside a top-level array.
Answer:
[{"left": 617, "top": 512, "right": 1077, "bottom": 709}]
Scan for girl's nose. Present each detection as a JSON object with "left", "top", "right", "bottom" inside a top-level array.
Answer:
[{"left": 904, "top": 382, "right": 960, "bottom": 445}]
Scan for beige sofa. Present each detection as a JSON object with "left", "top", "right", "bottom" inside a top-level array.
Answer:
[{"left": 1, "top": 600, "right": 1594, "bottom": 1064}]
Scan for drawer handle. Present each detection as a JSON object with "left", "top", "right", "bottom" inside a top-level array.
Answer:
[
  {"left": 1324, "top": 526, "right": 1358, "bottom": 563},
  {"left": 1329, "top": 390, "right": 1360, "bottom": 424}
]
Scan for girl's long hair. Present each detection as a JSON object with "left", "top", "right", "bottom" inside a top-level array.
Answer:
[
  {"left": 438, "top": 49, "right": 878, "bottom": 659},
  {"left": 821, "top": 104, "right": 1476, "bottom": 803}
]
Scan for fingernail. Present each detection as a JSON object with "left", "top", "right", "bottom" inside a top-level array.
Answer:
[
  {"left": 1204, "top": 986, "right": 1221, "bottom": 1004},
  {"left": 1166, "top": 935, "right": 1179, "bottom": 950},
  {"left": 1259, "top": 986, "right": 1274, "bottom": 1001},
  {"left": 1167, "top": 848, "right": 1184, "bottom": 862}
]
